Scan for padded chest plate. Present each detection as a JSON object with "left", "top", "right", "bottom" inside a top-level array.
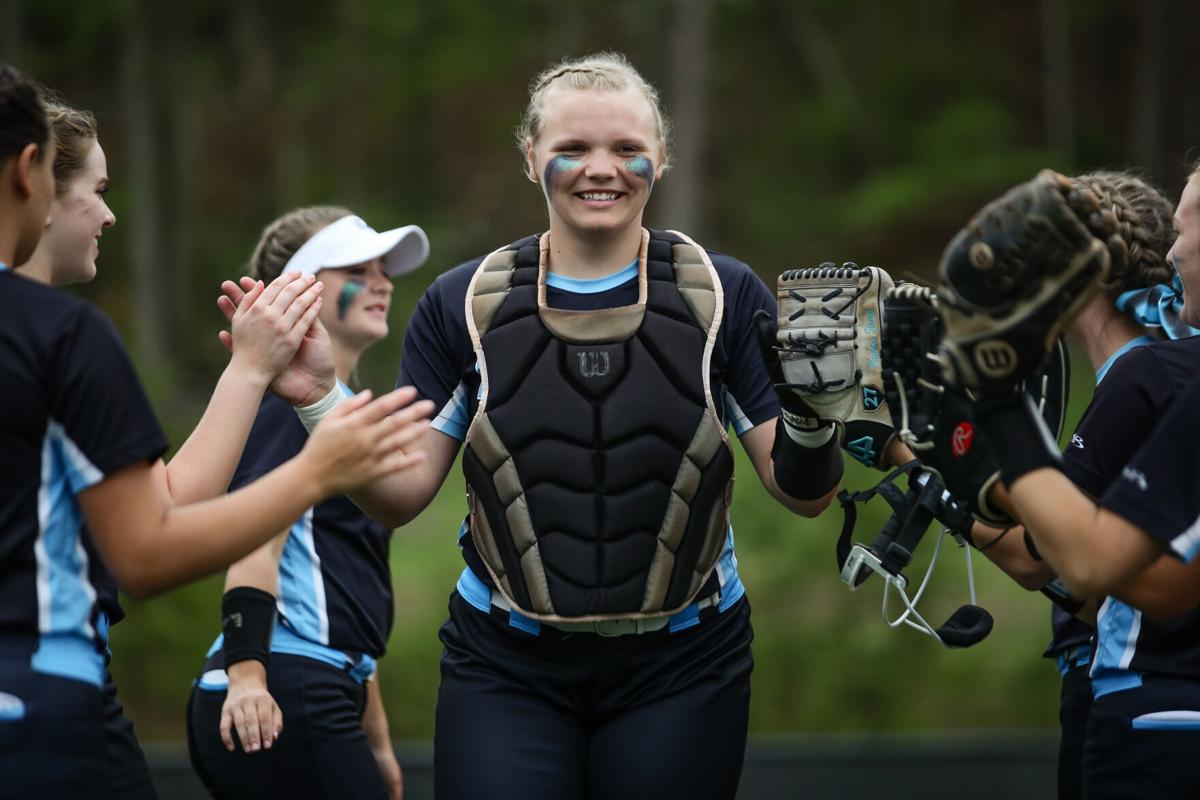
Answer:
[{"left": 462, "top": 229, "right": 734, "bottom": 622}]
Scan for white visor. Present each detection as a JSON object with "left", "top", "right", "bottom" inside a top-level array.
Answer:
[{"left": 283, "top": 215, "right": 430, "bottom": 277}]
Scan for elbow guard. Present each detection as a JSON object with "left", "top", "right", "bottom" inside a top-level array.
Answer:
[{"left": 221, "top": 587, "right": 276, "bottom": 669}]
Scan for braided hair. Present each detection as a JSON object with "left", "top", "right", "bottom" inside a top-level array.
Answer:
[
  {"left": 515, "top": 52, "right": 672, "bottom": 172},
  {"left": 42, "top": 99, "right": 98, "bottom": 196},
  {"left": 1072, "top": 170, "right": 1174, "bottom": 293},
  {"left": 249, "top": 206, "right": 352, "bottom": 282}
]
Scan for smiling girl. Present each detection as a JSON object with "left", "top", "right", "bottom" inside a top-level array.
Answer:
[
  {"left": 277, "top": 52, "right": 844, "bottom": 799},
  {"left": 186, "top": 207, "right": 429, "bottom": 800}
]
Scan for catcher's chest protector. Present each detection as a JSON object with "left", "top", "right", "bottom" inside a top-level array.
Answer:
[{"left": 463, "top": 229, "right": 734, "bottom": 622}]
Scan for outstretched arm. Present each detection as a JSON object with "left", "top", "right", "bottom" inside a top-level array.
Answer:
[{"left": 81, "top": 387, "right": 432, "bottom": 598}]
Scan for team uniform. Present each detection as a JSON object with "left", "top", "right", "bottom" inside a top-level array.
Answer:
[
  {"left": 1043, "top": 334, "right": 1152, "bottom": 800},
  {"left": 186, "top": 393, "right": 395, "bottom": 799},
  {"left": 0, "top": 267, "right": 168, "bottom": 797},
  {"left": 1049, "top": 335, "right": 1200, "bottom": 799},
  {"left": 397, "top": 230, "right": 778, "bottom": 799}
]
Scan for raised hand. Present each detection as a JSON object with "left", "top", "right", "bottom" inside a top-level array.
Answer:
[
  {"left": 218, "top": 272, "right": 324, "bottom": 387},
  {"left": 218, "top": 275, "right": 337, "bottom": 406},
  {"left": 301, "top": 386, "right": 435, "bottom": 497}
]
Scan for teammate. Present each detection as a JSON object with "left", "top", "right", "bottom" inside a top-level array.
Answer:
[
  {"left": 274, "top": 53, "right": 845, "bottom": 799},
  {"left": 187, "top": 207, "right": 429, "bottom": 800},
  {"left": 0, "top": 65, "right": 432, "bottom": 797},
  {"left": 952, "top": 172, "right": 1177, "bottom": 799},
  {"left": 937, "top": 165, "right": 1200, "bottom": 798}
]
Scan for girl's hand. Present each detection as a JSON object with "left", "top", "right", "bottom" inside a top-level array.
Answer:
[
  {"left": 218, "top": 272, "right": 324, "bottom": 387},
  {"left": 218, "top": 275, "right": 337, "bottom": 406},
  {"left": 301, "top": 387, "right": 434, "bottom": 497},
  {"left": 219, "top": 660, "right": 283, "bottom": 754},
  {"left": 373, "top": 745, "right": 404, "bottom": 800}
]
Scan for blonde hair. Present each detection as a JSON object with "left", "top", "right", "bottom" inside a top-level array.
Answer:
[
  {"left": 249, "top": 206, "right": 352, "bottom": 282},
  {"left": 516, "top": 52, "right": 672, "bottom": 171},
  {"left": 43, "top": 100, "right": 97, "bottom": 196},
  {"left": 1073, "top": 171, "right": 1174, "bottom": 293}
]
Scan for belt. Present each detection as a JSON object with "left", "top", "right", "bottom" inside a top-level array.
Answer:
[{"left": 490, "top": 590, "right": 721, "bottom": 637}]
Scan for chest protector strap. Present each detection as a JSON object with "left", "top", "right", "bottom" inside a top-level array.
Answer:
[{"left": 462, "top": 229, "right": 734, "bottom": 622}]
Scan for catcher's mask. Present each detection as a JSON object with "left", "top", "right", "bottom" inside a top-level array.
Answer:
[{"left": 836, "top": 463, "right": 994, "bottom": 648}]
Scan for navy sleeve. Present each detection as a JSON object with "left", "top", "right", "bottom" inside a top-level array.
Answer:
[
  {"left": 712, "top": 254, "right": 779, "bottom": 435},
  {"left": 1100, "top": 370, "right": 1200, "bottom": 562},
  {"left": 50, "top": 304, "right": 168, "bottom": 489},
  {"left": 1061, "top": 346, "right": 1166, "bottom": 498},
  {"left": 229, "top": 396, "right": 307, "bottom": 492},
  {"left": 396, "top": 261, "right": 479, "bottom": 441}
]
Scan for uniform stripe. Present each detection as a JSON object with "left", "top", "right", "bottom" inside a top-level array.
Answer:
[
  {"left": 1091, "top": 596, "right": 1144, "bottom": 698},
  {"left": 1169, "top": 513, "right": 1200, "bottom": 563},
  {"left": 722, "top": 390, "right": 753, "bottom": 436},
  {"left": 432, "top": 381, "right": 469, "bottom": 441},
  {"left": 30, "top": 422, "right": 103, "bottom": 685},
  {"left": 277, "top": 509, "right": 330, "bottom": 645}
]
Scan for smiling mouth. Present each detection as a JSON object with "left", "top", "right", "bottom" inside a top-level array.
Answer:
[{"left": 577, "top": 191, "right": 622, "bottom": 202}]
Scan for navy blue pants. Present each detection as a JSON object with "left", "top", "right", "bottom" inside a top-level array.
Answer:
[
  {"left": 188, "top": 653, "right": 388, "bottom": 800},
  {"left": 1057, "top": 662, "right": 1091, "bottom": 800},
  {"left": 434, "top": 591, "right": 754, "bottom": 800},
  {"left": 1083, "top": 677, "right": 1200, "bottom": 799},
  {"left": 102, "top": 668, "right": 158, "bottom": 799},
  {"left": 0, "top": 658, "right": 109, "bottom": 799}
]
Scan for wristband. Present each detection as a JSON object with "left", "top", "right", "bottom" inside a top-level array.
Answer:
[
  {"left": 222, "top": 587, "right": 276, "bottom": 669},
  {"left": 975, "top": 394, "right": 1062, "bottom": 487},
  {"left": 780, "top": 411, "right": 835, "bottom": 447},
  {"left": 772, "top": 418, "right": 843, "bottom": 500},
  {"left": 296, "top": 384, "right": 345, "bottom": 433}
]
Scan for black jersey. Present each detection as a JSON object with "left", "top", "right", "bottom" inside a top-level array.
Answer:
[
  {"left": 1046, "top": 336, "right": 1154, "bottom": 660},
  {"left": 0, "top": 269, "right": 167, "bottom": 687},
  {"left": 211, "top": 393, "right": 395, "bottom": 663},
  {"left": 396, "top": 240, "right": 777, "bottom": 633},
  {"left": 1069, "top": 336, "right": 1200, "bottom": 694},
  {"left": 1102, "top": 345, "right": 1200, "bottom": 564}
]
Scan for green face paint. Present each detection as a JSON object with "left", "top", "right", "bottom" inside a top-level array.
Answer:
[
  {"left": 543, "top": 155, "right": 584, "bottom": 193},
  {"left": 337, "top": 279, "right": 367, "bottom": 320},
  {"left": 626, "top": 155, "right": 654, "bottom": 189}
]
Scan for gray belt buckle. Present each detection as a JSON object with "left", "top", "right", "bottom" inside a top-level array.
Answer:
[{"left": 593, "top": 619, "right": 630, "bottom": 637}]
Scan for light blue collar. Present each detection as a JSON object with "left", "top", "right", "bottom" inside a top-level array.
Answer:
[
  {"left": 0, "top": 262, "right": 9, "bottom": 273},
  {"left": 545, "top": 259, "right": 638, "bottom": 294},
  {"left": 1095, "top": 335, "right": 1155, "bottom": 384}
]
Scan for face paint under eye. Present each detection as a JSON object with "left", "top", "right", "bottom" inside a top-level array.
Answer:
[
  {"left": 337, "top": 279, "right": 367, "bottom": 320},
  {"left": 626, "top": 155, "right": 654, "bottom": 190},
  {"left": 542, "top": 155, "right": 584, "bottom": 193}
]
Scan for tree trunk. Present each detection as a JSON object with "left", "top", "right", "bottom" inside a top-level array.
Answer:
[
  {"left": 1133, "top": 0, "right": 1168, "bottom": 186},
  {"left": 660, "top": 0, "right": 712, "bottom": 235},
  {"left": 1040, "top": 0, "right": 1074, "bottom": 165},
  {"left": 121, "top": 0, "right": 184, "bottom": 367}
]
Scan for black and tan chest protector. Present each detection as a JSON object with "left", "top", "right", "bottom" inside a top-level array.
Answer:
[{"left": 462, "top": 228, "right": 735, "bottom": 623}]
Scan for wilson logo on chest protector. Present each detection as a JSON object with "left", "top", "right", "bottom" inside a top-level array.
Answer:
[
  {"left": 951, "top": 421, "right": 974, "bottom": 457},
  {"left": 577, "top": 351, "right": 611, "bottom": 378}
]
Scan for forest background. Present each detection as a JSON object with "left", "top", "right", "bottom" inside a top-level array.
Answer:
[{"left": 8, "top": 0, "right": 1200, "bottom": 742}]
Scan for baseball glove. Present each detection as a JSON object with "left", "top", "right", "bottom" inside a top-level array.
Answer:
[
  {"left": 767, "top": 262, "right": 896, "bottom": 468},
  {"left": 936, "top": 169, "right": 1112, "bottom": 393},
  {"left": 883, "top": 282, "right": 1070, "bottom": 526}
]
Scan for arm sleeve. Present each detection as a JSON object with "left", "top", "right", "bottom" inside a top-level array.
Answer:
[
  {"left": 1100, "top": 370, "right": 1200, "bottom": 562},
  {"left": 49, "top": 305, "right": 168, "bottom": 491},
  {"left": 396, "top": 267, "right": 477, "bottom": 441},
  {"left": 1061, "top": 347, "right": 1165, "bottom": 497},
  {"left": 714, "top": 256, "right": 780, "bottom": 436}
]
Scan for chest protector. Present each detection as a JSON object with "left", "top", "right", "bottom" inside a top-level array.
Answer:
[{"left": 462, "top": 229, "right": 735, "bottom": 622}]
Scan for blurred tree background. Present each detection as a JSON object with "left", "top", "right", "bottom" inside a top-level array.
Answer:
[{"left": 6, "top": 0, "right": 1199, "bottom": 742}]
